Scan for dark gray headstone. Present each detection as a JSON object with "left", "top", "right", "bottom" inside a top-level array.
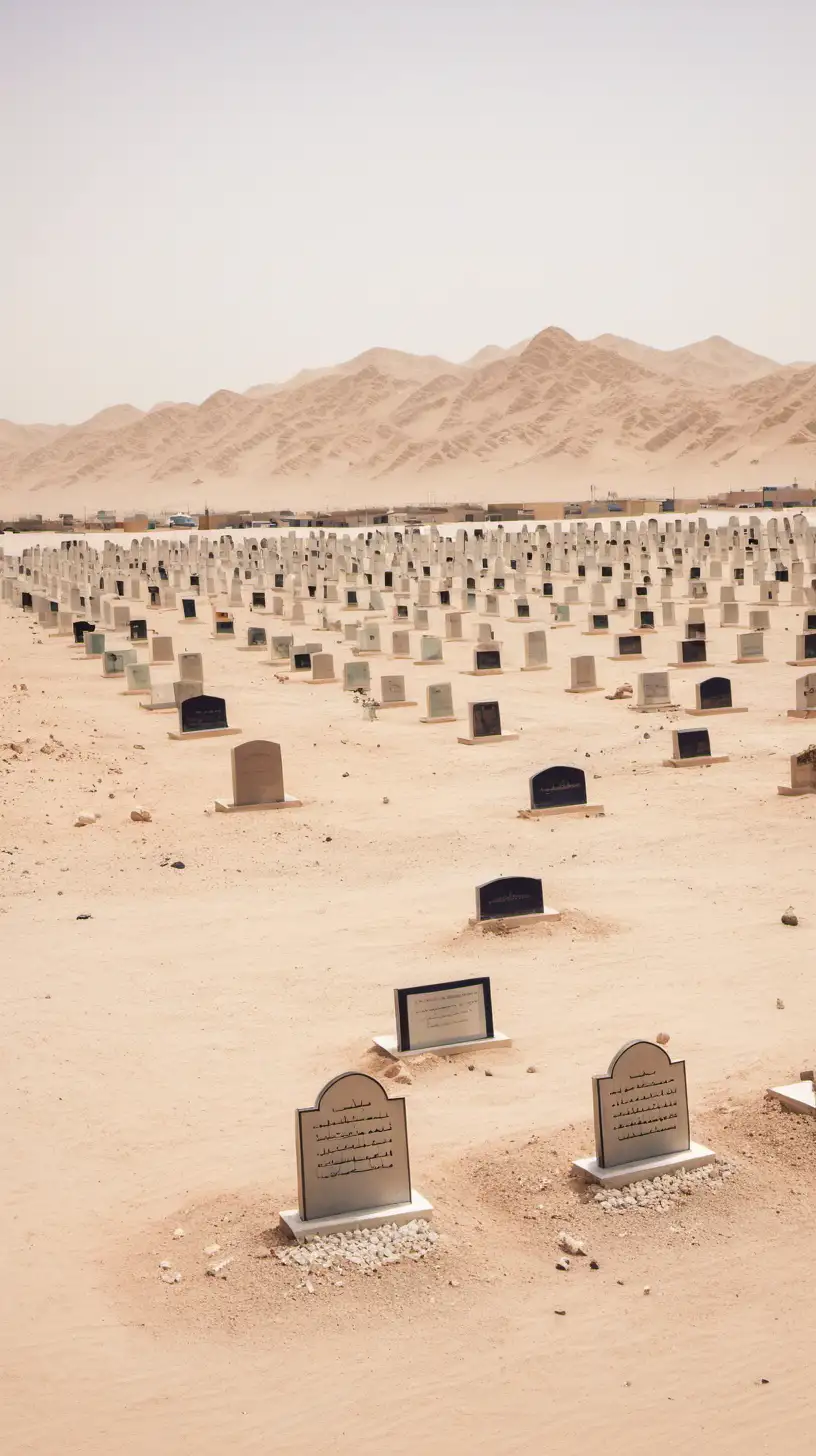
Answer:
[
  {"left": 530, "top": 766, "right": 587, "bottom": 811},
  {"left": 477, "top": 876, "right": 544, "bottom": 921}
]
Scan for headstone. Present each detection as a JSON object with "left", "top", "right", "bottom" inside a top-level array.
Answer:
[
  {"left": 615, "top": 634, "right": 642, "bottom": 658},
  {"left": 129, "top": 618, "right": 148, "bottom": 642},
  {"left": 474, "top": 876, "right": 548, "bottom": 922},
  {"left": 84, "top": 632, "right": 106, "bottom": 657},
  {"left": 572, "top": 1040, "right": 715, "bottom": 1185},
  {"left": 525, "top": 765, "right": 603, "bottom": 816},
  {"left": 670, "top": 727, "right": 713, "bottom": 762},
  {"left": 473, "top": 647, "right": 502, "bottom": 672},
  {"left": 735, "top": 631, "right": 764, "bottom": 662},
  {"left": 778, "top": 747, "right": 816, "bottom": 796},
  {"left": 279, "top": 1072, "right": 430, "bottom": 1239},
  {"left": 215, "top": 739, "right": 301, "bottom": 811},
  {"left": 178, "top": 651, "right": 204, "bottom": 682},
  {"left": 173, "top": 679, "right": 204, "bottom": 708},
  {"left": 213, "top": 611, "right": 235, "bottom": 637},
  {"left": 379, "top": 674, "right": 413, "bottom": 707},
  {"left": 422, "top": 682, "right": 455, "bottom": 722},
  {"left": 695, "top": 676, "right": 733, "bottom": 711},
  {"left": 636, "top": 671, "right": 673, "bottom": 710},
  {"left": 568, "top": 656, "right": 598, "bottom": 692},
  {"left": 466, "top": 700, "right": 504, "bottom": 740},
  {"left": 181, "top": 598, "right": 197, "bottom": 620},
  {"left": 391, "top": 630, "right": 411, "bottom": 658},
  {"left": 523, "top": 630, "right": 548, "bottom": 670},
  {"left": 72, "top": 619, "right": 95, "bottom": 645},
  {"left": 245, "top": 626, "right": 267, "bottom": 649},
  {"left": 790, "top": 674, "right": 816, "bottom": 717},
  {"left": 679, "top": 638, "right": 707, "bottom": 665},
  {"left": 124, "top": 662, "right": 151, "bottom": 694},
  {"left": 376, "top": 976, "right": 506, "bottom": 1056},
  {"left": 102, "top": 649, "right": 134, "bottom": 677},
  {"left": 150, "top": 635, "right": 174, "bottom": 664},
  {"left": 175, "top": 693, "right": 232, "bottom": 736},
  {"left": 343, "top": 660, "right": 371, "bottom": 692},
  {"left": 419, "top": 635, "right": 443, "bottom": 663}
]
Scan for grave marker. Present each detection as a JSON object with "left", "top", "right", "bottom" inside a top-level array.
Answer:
[
  {"left": 472, "top": 875, "right": 558, "bottom": 924},
  {"left": 664, "top": 727, "right": 728, "bottom": 767},
  {"left": 373, "top": 975, "right": 510, "bottom": 1057},
  {"left": 169, "top": 693, "right": 241, "bottom": 740},
  {"left": 519, "top": 765, "right": 604, "bottom": 819},
  {"left": 458, "top": 700, "right": 518, "bottom": 745},
  {"left": 215, "top": 739, "right": 301, "bottom": 811}
]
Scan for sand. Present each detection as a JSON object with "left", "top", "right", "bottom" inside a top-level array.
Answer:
[
  {"left": 3, "top": 532, "right": 816, "bottom": 1453},
  {"left": 1, "top": 329, "right": 815, "bottom": 516}
]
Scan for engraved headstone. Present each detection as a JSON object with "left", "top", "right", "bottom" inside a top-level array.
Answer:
[
  {"left": 422, "top": 682, "right": 455, "bottom": 721},
  {"left": 475, "top": 876, "right": 545, "bottom": 922},
  {"left": 529, "top": 766, "right": 587, "bottom": 811},
  {"left": 696, "top": 676, "right": 732, "bottom": 711},
  {"left": 386, "top": 976, "right": 498, "bottom": 1053},
  {"left": 290, "top": 1072, "right": 416, "bottom": 1226}
]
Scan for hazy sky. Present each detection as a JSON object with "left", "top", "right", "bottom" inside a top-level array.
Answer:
[{"left": 2, "top": 0, "right": 813, "bottom": 421}]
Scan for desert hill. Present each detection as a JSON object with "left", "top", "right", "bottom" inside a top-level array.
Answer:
[{"left": 2, "top": 327, "right": 814, "bottom": 514}]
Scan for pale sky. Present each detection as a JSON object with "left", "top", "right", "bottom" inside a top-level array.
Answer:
[{"left": 2, "top": 0, "right": 814, "bottom": 422}]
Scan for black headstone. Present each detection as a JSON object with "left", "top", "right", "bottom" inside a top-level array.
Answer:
[
  {"left": 639, "top": 610, "right": 655, "bottom": 628},
  {"left": 805, "top": 635, "right": 816, "bottom": 660},
  {"left": 676, "top": 728, "right": 711, "bottom": 759},
  {"left": 129, "top": 619, "right": 148, "bottom": 641},
  {"left": 293, "top": 652, "right": 312, "bottom": 670},
  {"left": 592, "top": 614, "right": 609, "bottom": 630},
  {"left": 252, "top": 591, "right": 266, "bottom": 608},
  {"left": 476, "top": 649, "right": 501, "bottom": 671},
  {"left": 247, "top": 627, "right": 267, "bottom": 647},
  {"left": 215, "top": 619, "right": 234, "bottom": 635},
  {"left": 681, "top": 638, "right": 707, "bottom": 663},
  {"left": 698, "top": 676, "right": 732, "bottom": 711},
  {"left": 182, "top": 599, "right": 197, "bottom": 619},
  {"left": 477, "top": 876, "right": 545, "bottom": 922},
  {"left": 471, "top": 701, "right": 502, "bottom": 738},
  {"left": 618, "top": 635, "right": 642, "bottom": 655},
  {"left": 72, "top": 619, "right": 94, "bottom": 643},
  {"left": 516, "top": 602, "right": 530, "bottom": 618},
  {"left": 687, "top": 621, "right": 706, "bottom": 640},
  {"left": 180, "top": 694, "right": 228, "bottom": 734},
  {"left": 530, "top": 766, "right": 587, "bottom": 811}
]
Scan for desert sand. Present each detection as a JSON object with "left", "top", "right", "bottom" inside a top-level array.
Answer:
[
  {"left": 2, "top": 329, "right": 815, "bottom": 516},
  {"left": 2, "top": 522, "right": 816, "bottom": 1454}
]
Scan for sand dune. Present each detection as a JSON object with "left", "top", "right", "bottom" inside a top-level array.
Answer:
[{"left": 2, "top": 328, "right": 814, "bottom": 514}]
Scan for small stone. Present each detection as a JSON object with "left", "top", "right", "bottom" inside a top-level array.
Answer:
[
  {"left": 160, "top": 1271, "right": 181, "bottom": 1284},
  {"left": 554, "top": 1308, "right": 566, "bottom": 1316},
  {"left": 131, "top": 807, "right": 152, "bottom": 823},
  {"left": 172, "top": 1227, "right": 185, "bottom": 1239},
  {"left": 467, "top": 1064, "right": 475, "bottom": 1071},
  {"left": 589, "top": 1259, "right": 600, "bottom": 1270},
  {"left": 382, "top": 796, "right": 390, "bottom": 804},
  {"left": 484, "top": 1068, "right": 493, "bottom": 1077},
  {"left": 643, "top": 1286, "right": 651, "bottom": 1295},
  {"left": 73, "top": 812, "right": 96, "bottom": 827},
  {"left": 342, "top": 772, "right": 349, "bottom": 778},
  {"left": 526, "top": 1065, "right": 537, "bottom": 1074},
  {"left": 170, "top": 861, "right": 185, "bottom": 870},
  {"left": 777, "top": 998, "right": 785, "bottom": 1010},
  {"left": 558, "top": 1232, "right": 588, "bottom": 1256},
  {"left": 159, "top": 1260, "right": 172, "bottom": 1269},
  {"left": 555, "top": 1257, "right": 571, "bottom": 1271},
  {"left": 656, "top": 1032, "right": 670, "bottom": 1045},
  {"left": 305, "top": 1278, "right": 315, "bottom": 1293},
  {"left": 76, "top": 913, "right": 92, "bottom": 920},
  {"left": 203, "top": 1244, "right": 220, "bottom": 1257},
  {"left": 206, "top": 1256, "right": 234, "bottom": 1277},
  {"left": 448, "top": 1278, "right": 459, "bottom": 1287},
  {"left": 782, "top": 910, "right": 798, "bottom": 926}
]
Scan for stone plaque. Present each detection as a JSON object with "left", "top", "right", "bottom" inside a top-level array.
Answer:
[
  {"left": 593, "top": 1040, "right": 691, "bottom": 1169},
  {"left": 271, "top": 635, "right": 293, "bottom": 660},
  {"left": 681, "top": 638, "right": 707, "bottom": 663},
  {"left": 178, "top": 652, "right": 204, "bottom": 682},
  {"left": 476, "top": 876, "right": 544, "bottom": 921},
  {"left": 524, "top": 630, "right": 548, "bottom": 667},
  {"left": 232, "top": 739, "right": 285, "bottom": 806},
  {"left": 151, "top": 635, "right": 174, "bottom": 664},
  {"left": 530, "top": 766, "right": 587, "bottom": 810},
  {"left": 126, "top": 663, "right": 151, "bottom": 692},
  {"left": 697, "top": 676, "right": 732, "bottom": 711},
  {"left": 252, "top": 591, "right": 266, "bottom": 608},
  {"left": 180, "top": 693, "right": 228, "bottom": 734},
  {"left": 395, "top": 977, "right": 493, "bottom": 1052},
  {"left": 686, "top": 621, "right": 706, "bottom": 640},
  {"left": 173, "top": 680, "right": 204, "bottom": 708},
  {"left": 796, "top": 674, "right": 816, "bottom": 711},
  {"left": 475, "top": 648, "right": 501, "bottom": 671},
  {"left": 296, "top": 1072, "right": 411, "bottom": 1222},
  {"left": 247, "top": 626, "right": 267, "bottom": 647},
  {"left": 214, "top": 612, "right": 234, "bottom": 636},
  {"left": 85, "top": 632, "right": 105, "bottom": 656},
  {"left": 638, "top": 610, "right": 655, "bottom": 628},
  {"left": 381, "top": 674, "right": 406, "bottom": 704},
  {"left": 738, "top": 631, "right": 763, "bottom": 658},
  {"left": 182, "top": 598, "right": 197, "bottom": 619},
  {"left": 292, "top": 651, "right": 312, "bottom": 671},
  {"left": 129, "top": 619, "right": 148, "bottom": 641},
  {"left": 638, "top": 670, "right": 670, "bottom": 706},
  {"left": 674, "top": 727, "right": 711, "bottom": 760},
  {"left": 617, "top": 634, "right": 642, "bottom": 656},
  {"left": 470, "top": 700, "right": 502, "bottom": 738},
  {"left": 343, "top": 660, "right": 370, "bottom": 691},
  {"left": 592, "top": 614, "right": 609, "bottom": 630},
  {"left": 427, "top": 682, "right": 453, "bottom": 717}
]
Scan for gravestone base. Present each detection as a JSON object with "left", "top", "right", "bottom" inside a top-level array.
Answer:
[
  {"left": 420, "top": 715, "right": 457, "bottom": 724},
  {"left": 306, "top": 677, "right": 338, "bottom": 686},
  {"left": 372, "top": 1031, "right": 511, "bottom": 1058},
  {"left": 378, "top": 699, "right": 417, "bottom": 709},
  {"left": 120, "top": 687, "right": 151, "bottom": 696},
  {"left": 279, "top": 1191, "right": 433, "bottom": 1244},
  {"left": 351, "top": 649, "right": 383, "bottom": 657},
  {"left": 550, "top": 623, "right": 575, "bottom": 630},
  {"left": 518, "top": 803, "right": 604, "bottom": 819},
  {"left": 457, "top": 732, "right": 519, "bottom": 745},
  {"left": 778, "top": 783, "right": 816, "bottom": 796},
  {"left": 628, "top": 702, "right": 679, "bottom": 712},
  {"left": 582, "top": 629, "right": 609, "bottom": 636},
  {"left": 732, "top": 655, "right": 766, "bottom": 664},
  {"left": 686, "top": 706, "right": 747, "bottom": 717},
  {"left": 215, "top": 793, "right": 301, "bottom": 812},
  {"left": 609, "top": 653, "right": 644, "bottom": 662},
  {"left": 462, "top": 668, "right": 504, "bottom": 676},
  {"left": 237, "top": 644, "right": 269, "bottom": 652},
  {"left": 663, "top": 755, "right": 729, "bottom": 768},
  {"left": 670, "top": 661, "right": 716, "bottom": 670},
  {"left": 787, "top": 659, "right": 816, "bottom": 667},
  {"left": 470, "top": 907, "right": 560, "bottom": 928},
  {"left": 139, "top": 701, "right": 176, "bottom": 712},
  {"left": 177, "top": 617, "right": 198, "bottom": 625},
  {"left": 786, "top": 710, "right": 816, "bottom": 719},
  {"left": 767, "top": 1082, "right": 816, "bottom": 1116},
  {"left": 415, "top": 659, "right": 445, "bottom": 668},
  {"left": 520, "top": 664, "right": 551, "bottom": 672},
  {"left": 390, "top": 652, "right": 412, "bottom": 660},
  {"left": 168, "top": 727, "right": 242, "bottom": 740},
  {"left": 572, "top": 1141, "right": 716, "bottom": 1188},
  {"left": 565, "top": 685, "right": 603, "bottom": 694}
]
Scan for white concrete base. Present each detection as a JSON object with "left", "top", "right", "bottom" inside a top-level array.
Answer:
[
  {"left": 458, "top": 732, "right": 519, "bottom": 745},
  {"left": 520, "top": 665, "right": 551, "bottom": 672},
  {"left": 378, "top": 700, "right": 417, "bottom": 709},
  {"left": 279, "top": 1190, "right": 433, "bottom": 1243},
  {"left": 663, "top": 755, "right": 729, "bottom": 767},
  {"left": 628, "top": 703, "right": 679, "bottom": 712},
  {"left": 609, "top": 654, "right": 644, "bottom": 662},
  {"left": 787, "top": 709, "right": 816, "bottom": 719},
  {"left": 139, "top": 701, "right": 176, "bottom": 712},
  {"left": 732, "top": 657, "right": 767, "bottom": 664},
  {"left": 572, "top": 1141, "right": 717, "bottom": 1188},
  {"left": 168, "top": 727, "right": 242, "bottom": 740},
  {"left": 778, "top": 785, "right": 816, "bottom": 796},
  {"left": 565, "top": 686, "right": 603, "bottom": 694},
  {"left": 462, "top": 668, "right": 503, "bottom": 676},
  {"left": 372, "top": 1031, "right": 511, "bottom": 1058},
  {"left": 420, "top": 715, "right": 457, "bottom": 724},
  {"left": 518, "top": 803, "right": 604, "bottom": 819},
  {"left": 215, "top": 794, "right": 301, "bottom": 812},
  {"left": 470, "top": 907, "right": 560, "bottom": 927},
  {"left": 686, "top": 706, "right": 747, "bottom": 716},
  {"left": 767, "top": 1082, "right": 816, "bottom": 1116},
  {"left": 787, "top": 660, "right": 816, "bottom": 667}
]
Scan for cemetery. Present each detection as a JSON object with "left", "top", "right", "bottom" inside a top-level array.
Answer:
[{"left": 4, "top": 509, "right": 816, "bottom": 1452}]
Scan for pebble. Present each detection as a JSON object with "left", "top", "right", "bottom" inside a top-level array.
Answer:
[
  {"left": 203, "top": 1244, "right": 221, "bottom": 1257},
  {"left": 73, "top": 812, "right": 98, "bottom": 827},
  {"left": 131, "top": 807, "right": 152, "bottom": 822},
  {"left": 526, "top": 1065, "right": 537, "bottom": 1074},
  {"left": 781, "top": 912, "right": 798, "bottom": 927},
  {"left": 206, "top": 1256, "right": 235, "bottom": 1277},
  {"left": 275, "top": 1219, "right": 438, "bottom": 1273},
  {"left": 172, "top": 1227, "right": 185, "bottom": 1239},
  {"left": 170, "top": 861, "right": 185, "bottom": 870},
  {"left": 777, "top": 998, "right": 785, "bottom": 1010},
  {"left": 656, "top": 1032, "right": 670, "bottom": 1045},
  {"left": 554, "top": 1308, "right": 566, "bottom": 1316},
  {"left": 592, "top": 1162, "right": 732, "bottom": 1214},
  {"left": 160, "top": 1271, "right": 182, "bottom": 1284},
  {"left": 558, "top": 1232, "right": 587, "bottom": 1256},
  {"left": 555, "top": 1257, "right": 571, "bottom": 1271}
]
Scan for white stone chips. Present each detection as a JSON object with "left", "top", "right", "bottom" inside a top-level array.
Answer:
[
  {"left": 591, "top": 1160, "right": 733, "bottom": 1213},
  {"left": 275, "top": 1218, "right": 439, "bottom": 1272}
]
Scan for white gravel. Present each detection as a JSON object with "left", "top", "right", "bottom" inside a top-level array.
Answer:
[
  {"left": 275, "top": 1219, "right": 439, "bottom": 1272},
  {"left": 592, "top": 1161, "right": 733, "bottom": 1213}
]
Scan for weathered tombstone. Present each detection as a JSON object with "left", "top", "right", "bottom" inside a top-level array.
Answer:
[
  {"left": 150, "top": 635, "right": 175, "bottom": 665},
  {"left": 270, "top": 634, "right": 294, "bottom": 663},
  {"left": 471, "top": 646, "right": 502, "bottom": 674},
  {"left": 789, "top": 633, "right": 816, "bottom": 665},
  {"left": 178, "top": 651, "right": 204, "bottom": 683},
  {"left": 473, "top": 875, "right": 557, "bottom": 924},
  {"left": 566, "top": 655, "right": 600, "bottom": 693},
  {"left": 665, "top": 727, "right": 728, "bottom": 766},
  {"left": 444, "top": 612, "right": 463, "bottom": 640},
  {"left": 391, "top": 630, "right": 411, "bottom": 658},
  {"left": 689, "top": 675, "right": 745, "bottom": 715},
  {"left": 635, "top": 670, "right": 675, "bottom": 711},
  {"left": 421, "top": 682, "right": 455, "bottom": 723},
  {"left": 373, "top": 975, "right": 509, "bottom": 1057},
  {"left": 734, "top": 630, "right": 765, "bottom": 664},
  {"left": 613, "top": 633, "right": 643, "bottom": 660},
  {"left": 72, "top": 619, "right": 95, "bottom": 645},
  {"left": 251, "top": 590, "right": 267, "bottom": 610},
  {"left": 459, "top": 699, "right": 517, "bottom": 745},
  {"left": 215, "top": 739, "right": 301, "bottom": 811},
  {"left": 522, "top": 629, "right": 549, "bottom": 671},
  {"left": 520, "top": 765, "right": 604, "bottom": 818},
  {"left": 379, "top": 674, "right": 416, "bottom": 708},
  {"left": 343, "top": 660, "right": 371, "bottom": 692},
  {"left": 788, "top": 673, "right": 816, "bottom": 719},
  {"left": 308, "top": 652, "right": 336, "bottom": 684},
  {"left": 84, "top": 632, "right": 106, "bottom": 657},
  {"left": 240, "top": 625, "right": 267, "bottom": 650},
  {"left": 291, "top": 650, "right": 312, "bottom": 674},
  {"left": 586, "top": 612, "right": 609, "bottom": 633},
  {"left": 140, "top": 682, "right": 176, "bottom": 712},
  {"left": 180, "top": 598, "right": 197, "bottom": 621},
  {"left": 279, "top": 1072, "right": 431, "bottom": 1241},
  {"left": 677, "top": 638, "right": 708, "bottom": 666},
  {"left": 417, "top": 634, "right": 444, "bottom": 664},
  {"left": 123, "top": 662, "right": 152, "bottom": 695},
  {"left": 173, "top": 679, "right": 204, "bottom": 709},
  {"left": 552, "top": 603, "right": 571, "bottom": 625},
  {"left": 778, "top": 745, "right": 816, "bottom": 796},
  {"left": 129, "top": 618, "right": 148, "bottom": 642},
  {"left": 169, "top": 693, "right": 240, "bottom": 739},
  {"left": 102, "top": 649, "right": 135, "bottom": 677},
  {"left": 356, "top": 624, "right": 382, "bottom": 654},
  {"left": 572, "top": 1040, "right": 715, "bottom": 1186},
  {"left": 749, "top": 608, "right": 771, "bottom": 631}
]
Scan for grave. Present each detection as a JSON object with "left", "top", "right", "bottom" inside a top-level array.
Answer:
[
  {"left": 468, "top": 646, "right": 503, "bottom": 675},
  {"left": 140, "top": 683, "right": 177, "bottom": 712},
  {"left": 787, "top": 633, "right": 816, "bottom": 666},
  {"left": 309, "top": 652, "right": 337, "bottom": 684},
  {"left": 343, "top": 660, "right": 371, "bottom": 692},
  {"left": 572, "top": 1039, "right": 716, "bottom": 1187},
  {"left": 373, "top": 976, "right": 510, "bottom": 1058},
  {"left": 71, "top": 619, "right": 95, "bottom": 645},
  {"left": 584, "top": 612, "right": 610, "bottom": 635},
  {"left": 787, "top": 673, "right": 816, "bottom": 719},
  {"left": 416, "top": 634, "right": 444, "bottom": 665},
  {"left": 458, "top": 700, "right": 518, "bottom": 745},
  {"left": 173, "top": 680, "right": 205, "bottom": 709},
  {"left": 129, "top": 619, "right": 148, "bottom": 642},
  {"left": 279, "top": 1072, "right": 432, "bottom": 1242},
  {"left": 767, "top": 1075, "right": 816, "bottom": 1118},
  {"left": 102, "top": 649, "right": 135, "bottom": 677},
  {"left": 675, "top": 638, "right": 709, "bottom": 668},
  {"left": 633, "top": 671, "right": 677, "bottom": 711},
  {"left": 519, "top": 765, "right": 604, "bottom": 819},
  {"left": 566, "top": 655, "right": 601, "bottom": 693},
  {"left": 522, "top": 630, "right": 549, "bottom": 671},
  {"left": 420, "top": 682, "right": 456, "bottom": 724},
  {"left": 84, "top": 632, "right": 106, "bottom": 657},
  {"left": 687, "top": 675, "right": 746, "bottom": 716},
  {"left": 215, "top": 739, "right": 301, "bottom": 811},
  {"left": 471, "top": 875, "right": 559, "bottom": 926},
  {"left": 150, "top": 635, "right": 175, "bottom": 665},
  {"left": 733, "top": 631, "right": 766, "bottom": 664},
  {"left": 611, "top": 633, "right": 643, "bottom": 661},
  {"left": 379, "top": 674, "right": 417, "bottom": 708},
  {"left": 178, "top": 651, "right": 204, "bottom": 682},
  {"left": 212, "top": 611, "right": 235, "bottom": 638},
  {"left": 290, "top": 650, "right": 313, "bottom": 674},
  {"left": 664, "top": 727, "right": 729, "bottom": 767},
  {"left": 239, "top": 626, "right": 268, "bottom": 651},
  {"left": 123, "top": 663, "right": 152, "bottom": 695},
  {"left": 168, "top": 693, "right": 241, "bottom": 740},
  {"left": 391, "top": 630, "right": 411, "bottom": 659},
  {"left": 778, "top": 746, "right": 816, "bottom": 796}
]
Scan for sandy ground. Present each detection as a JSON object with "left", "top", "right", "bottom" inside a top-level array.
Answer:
[{"left": 3, "top": 544, "right": 816, "bottom": 1454}]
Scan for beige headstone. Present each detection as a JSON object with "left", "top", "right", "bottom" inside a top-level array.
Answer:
[
  {"left": 593, "top": 1040, "right": 691, "bottom": 1170},
  {"left": 231, "top": 740, "right": 285, "bottom": 806},
  {"left": 296, "top": 1072, "right": 411, "bottom": 1222}
]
